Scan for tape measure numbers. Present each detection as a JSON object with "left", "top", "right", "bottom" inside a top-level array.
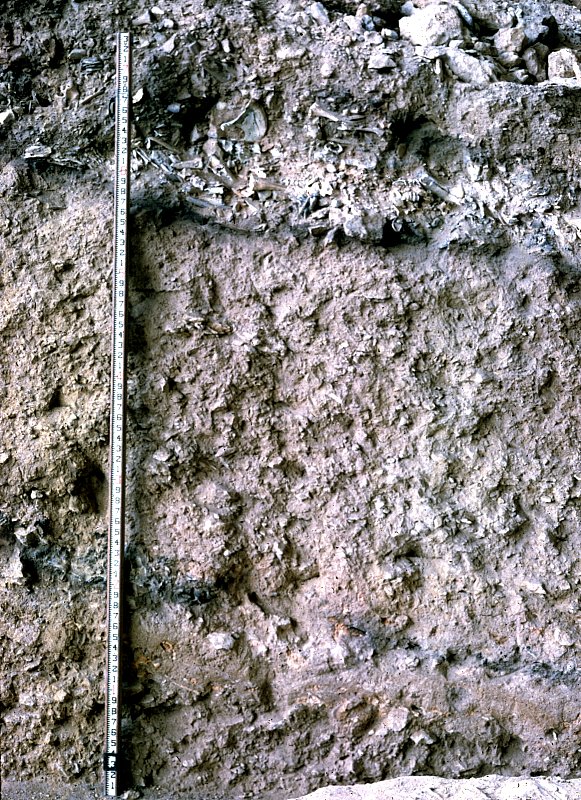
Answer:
[{"left": 104, "top": 31, "right": 131, "bottom": 799}]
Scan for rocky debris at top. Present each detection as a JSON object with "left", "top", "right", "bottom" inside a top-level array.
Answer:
[{"left": 0, "top": 0, "right": 579, "bottom": 253}]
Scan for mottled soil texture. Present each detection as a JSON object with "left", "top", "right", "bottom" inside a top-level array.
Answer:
[{"left": 1, "top": 0, "right": 581, "bottom": 798}]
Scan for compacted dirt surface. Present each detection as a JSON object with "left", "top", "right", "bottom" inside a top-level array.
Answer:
[
  {"left": 4, "top": 776, "right": 581, "bottom": 800},
  {"left": 1, "top": 0, "right": 581, "bottom": 798}
]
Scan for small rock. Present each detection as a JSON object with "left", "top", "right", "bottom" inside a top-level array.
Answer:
[
  {"left": 276, "top": 44, "right": 306, "bottom": 61},
  {"left": 344, "top": 15, "right": 363, "bottom": 34},
  {"left": 220, "top": 102, "right": 268, "bottom": 142},
  {"left": 359, "top": 15, "right": 376, "bottom": 32},
  {"left": 0, "top": 452, "right": 9, "bottom": 463},
  {"left": 523, "top": 43, "right": 549, "bottom": 82},
  {"left": 140, "top": 694, "right": 156, "bottom": 707},
  {"left": 342, "top": 210, "right": 383, "bottom": 242},
  {"left": 120, "top": 789, "right": 141, "bottom": 800},
  {"left": 368, "top": 51, "right": 396, "bottom": 71},
  {"left": 473, "top": 40, "right": 492, "bottom": 55},
  {"left": 343, "top": 214, "right": 369, "bottom": 240},
  {"left": 207, "top": 632, "right": 236, "bottom": 652},
  {"left": 308, "top": 2, "right": 330, "bottom": 26},
  {"left": 399, "top": 3, "right": 466, "bottom": 48},
  {"left": 132, "top": 10, "right": 152, "bottom": 26},
  {"left": 160, "top": 34, "right": 177, "bottom": 54},
  {"left": 239, "top": 103, "right": 268, "bottom": 142},
  {"left": 553, "top": 627, "right": 575, "bottom": 647},
  {"left": 382, "top": 29, "right": 399, "bottom": 41},
  {"left": 508, "top": 68, "right": 532, "bottom": 84},
  {"left": 68, "top": 48, "right": 87, "bottom": 62},
  {"left": 166, "top": 102, "right": 181, "bottom": 113},
  {"left": 385, "top": 706, "right": 410, "bottom": 732},
  {"left": 189, "top": 127, "right": 204, "bottom": 144},
  {"left": 160, "top": 17, "right": 175, "bottom": 29},
  {"left": 0, "top": 108, "right": 15, "bottom": 127},
  {"left": 364, "top": 31, "right": 384, "bottom": 45},
  {"left": 523, "top": 43, "right": 549, "bottom": 83},
  {"left": 547, "top": 48, "right": 581, "bottom": 81},
  {"left": 321, "top": 60, "right": 335, "bottom": 78},
  {"left": 23, "top": 144, "right": 52, "bottom": 159},
  {"left": 150, "top": 5, "right": 164, "bottom": 18},
  {"left": 4, "top": 547, "right": 25, "bottom": 584},
  {"left": 445, "top": 49, "right": 497, "bottom": 86},
  {"left": 410, "top": 728, "right": 435, "bottom": 744},
  {"left": 493, "top": 25, "right": 527, "bottom": 55},
  {"left": 495, "top": 51, "right": 521, "bottom": 69},
  {"left": 68, "top": 496, "right": 84, "bottom": 513}
]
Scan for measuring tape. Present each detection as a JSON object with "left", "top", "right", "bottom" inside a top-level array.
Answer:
[{"left": 104, "top": 31, "right": 131, "bottom": 798}]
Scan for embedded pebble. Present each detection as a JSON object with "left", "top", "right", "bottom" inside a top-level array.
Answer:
[
  {"left": 207, "top": 632, "right": 236, "bottom": 651},
  {"left": 358, "top": 15, "right": 376, "bottom": 33},
  {"left": 364, "top": 31, "right": 384, "bottom": 46},
  {"left": 368, "top": 51, "right": 396, "bottom": 71},
  {"left": 320, "top": 60, "right": 335, "bottom": 78},
  {"left": 68, "top": 48, "right": 87, "bottom": 62},
  {"left": 120, "top": 790, "right": 141, "bottom": 800},
  {"left": 496, "top": 51, "right": 522, "bottom": 69},
  {"left": 276, "top": 45, "right": 306, "bottom": 61},
  {"left": 385, "top": 706, "right": 410, "bottom": 733},
  {"left": 160, "top": 34, "right": 177, "bottom": 54},
  {"left": 132, "top": 10, "right": 152, "bottom": 26}
]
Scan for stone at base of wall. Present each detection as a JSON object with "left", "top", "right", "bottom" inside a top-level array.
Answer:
[
  {"left": 292, "top": 776, "right": 581, "bottom": 800},
  {"left": 4, "top": 776, "right": 581, "bottom": 800}
]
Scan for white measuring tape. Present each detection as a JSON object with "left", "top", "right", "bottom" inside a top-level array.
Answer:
[{"left": 105, "top": 31, "right": 131, "bottom": 798}]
